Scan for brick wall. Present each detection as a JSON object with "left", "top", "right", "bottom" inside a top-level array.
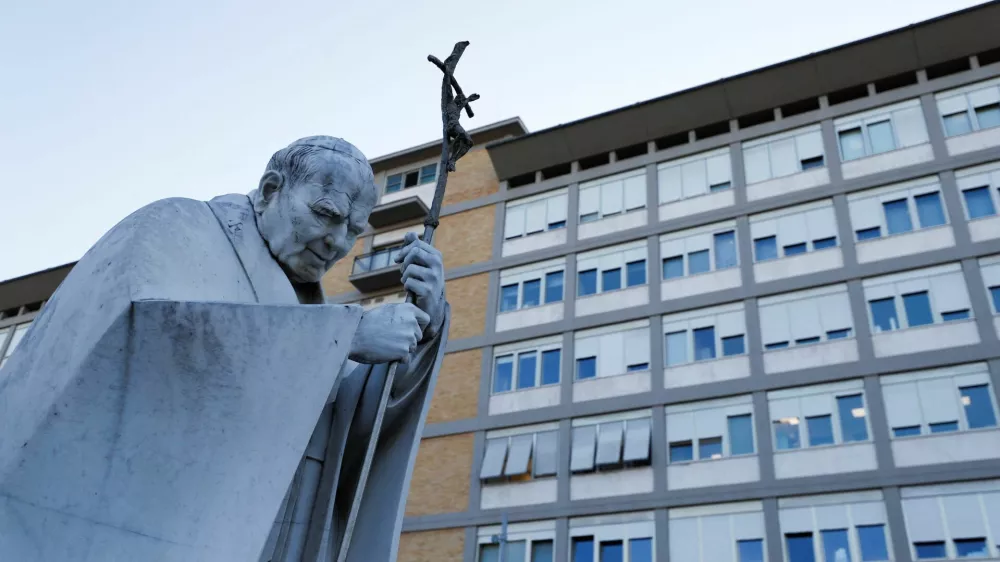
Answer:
[
  {"left": 397, "top": 528, "right": 465, "bottom": 562},
  {"left": 443, "top": 147, "right": 499, "bottom": 207},
  {"left": 405, "top": 433, "right": 474, "bottom": 516},
  {"left": 427, "top": 349, "right": 482, "bottom": 424},
  {"left": 445, "top": 273, "right": 489, "bottom": 340},
  {"left": 436, "top": 205, "right": 495, "bottom": 270}
]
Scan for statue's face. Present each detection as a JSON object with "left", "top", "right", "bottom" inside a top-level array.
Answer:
[{"left": 255, "top": 153, "right": 377, "bottom": 283}]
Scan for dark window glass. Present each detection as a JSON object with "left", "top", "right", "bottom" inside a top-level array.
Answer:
[
  {"left": 578, "top": 269, "right": 597, "bottom": 296},
  {"left": 870, "top": 298, "right": 899, "bottom": 333},
  {"left": 626, "top": 260, "right": 647, "bottom": 287},
  {"left": 522, "top": 279, "right": 541, "bottom": 308},
  {"left": 532, "top": 540, "right": 554, "bottom": 562},
  {"left": 663, "top": 256, "right": 684, "bottom": 279},
  {"left": 827, "top": 329, "right": 852, "bottom": 340},
  {"left": 964, "top": 186, "right": 997, "bottom": 219},
  {"left": 541, "top": 350, "right": 561, "bottom": 386},
  {"left": 404, "top": 170, "right": 419, "bottom": 188},
  {"left": 976, "top": 103, "right": 1000, "bottom": 129},
  {"left": 914, "top": 541, "right": 946, "bottom": 560},
  {"left": 943, "top": 111, "right": 974, "bottom": 136},
  {"left": 665, "top": 331, "right": 687, "bottom": 366},
  {"left": 580, "top": 212, "right": 600, "bottom": 223},
  {"left": 991, "top": 286, "right": 1000, "bottom": 313},
  {"left": 600, "top": 541, "right": 623, "bottom": 562},
  {"left": 386, "top": 174, "right": 403, "bottom": 193},
  {"left": 693, "top": 327, "right": 716, "bottom": 361},
  {"left": 838, "top": 394, "right": 870, "bottom": 442},
  {"left": 548, "top": 220, "right": 566, "bottom": 230},
  {"left": 572, "top": 537, "right": 594, "bottom": 562},
  {"left": 954, "top": 538, "right": 989, "bottom": 558},
  {"left": 822, "top": 529, "right": 852, "bottom": 562},
  {"left": 903, "top": 291, "right": 934, "bottom": 327},
  {"left": 517, "top": 352, "right": 537, "bottom": 390},
  {"left": 479, "top": 543, "right": 499, "bottom": 562},
  {"left": 813, "top": 237, "right": 837, "bottom": 250},
  {"left": 755, "top": 236, "right": 778, "bottom": 261},
  {"left": 710, "top": 181, "right": 732, "bottom": 193},
  {"left": 765, "top": 342, "right": 790, "bottom": 350},
  {"left": 942, "top": 310, "right": 970, "bottom": 322},
  {"left": 500, "top": 284, "right": 519, "bottom": 312},
  {"left": 626, "top": 363, "right": 649, "bottom": 372},
  {"left": 714, "top": 231, "right": 738, "bottom": 269},
  {"left": 806, "top": 415, "right": 835, "bottom": 446},
  {"left": 689, "top": 250, "right": 711, "bottom": 274},
  {"left": 856, "top": 227, "right": 882, "bottom": 241},
  {"left": 795, "top": 337, "right": 821, "bottom": 345},
  {"left": 839, "top": 127, "right": 866, "bottom": 161},
  {"left": 722, "top": 335, "right": 745, "bottom": 356},
  {"left": 801, "top": 155, "right": 825, "bottom": 170},
  {"left": 698, "top": 436, "right": 723, "bottom": 459},
  {"left": 419, "top": 164, "right": 436, "bottom": 184},
  {"left": 737, "top": 539, "right": 764, "bottom": 562},
  {"left": 786, "top": 532, "right": 816, "bottom": 562},
  {"left": 669, "top": 441, "right": 693, "bottom": 463},
  {"left": 915, "top": 192, "right": 947, "bottom": 228},
  {"left": 545, "top": 271, "right": 564, "bottom": 303},
  {"left": 601, "top": 268, "right": 621, "bottom": 292},
  {"left": 961, "top": 384, "right": 998, "bottom": 429},
  {"left": 728, "top": 414, "right": 755, "bottom": 455},
  {"left": 868, "top": 120, "right": 896, "bottom": 154},
  {"left": 784, "top": 242, "right": 808, "bottom": 256},
  {"left": 858, "top": 524, "right": 889, "bottom": 562},
  {"left": 930, "top": 421, "right": 959, "bottom": 433},
  {"left": 576, "top": 357, "right": 596, "bottom": 380},
  {"left": 493, "top": 356, "right": 513, "bottom": 393},
  {"left": 629, "top": 538, "right": 653, "bottom": 562},
  {"left": 883, "top": 199, "right": 913, "bottom": 234},
  {"left": 774, "top": 418, "right": 801, "bottom": 450},
  {"left": 893, "top": 426, "right": 921, "bottom": 437}
]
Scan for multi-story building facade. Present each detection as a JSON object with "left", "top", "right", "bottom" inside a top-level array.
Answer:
[{"left": 5, "top": 3, "right": 1000, "bottom": 561}]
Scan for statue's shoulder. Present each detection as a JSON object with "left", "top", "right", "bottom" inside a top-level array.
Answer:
[{"left": 127, "top": 197, "right": 215, "bottom": 226}]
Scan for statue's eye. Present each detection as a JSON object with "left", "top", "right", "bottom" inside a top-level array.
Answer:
[{"left": 311, "top": 203, "right": 341, "bottom": 220}]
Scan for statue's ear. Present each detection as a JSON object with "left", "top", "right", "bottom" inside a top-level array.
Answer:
[{"left": 255, "top": 170, "right": 284, "bottom": 212}]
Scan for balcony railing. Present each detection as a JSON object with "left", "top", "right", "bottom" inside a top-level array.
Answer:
[
  {"left": 350, "top": 245, "right": 405, "bottom": 292},
  {"left": 352, "top": 245, "right": 404, "bottom": 275}
]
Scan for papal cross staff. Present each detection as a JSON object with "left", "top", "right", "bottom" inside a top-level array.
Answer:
[{"left": 336, "top": 41, "right": 479, "bottom": 562}]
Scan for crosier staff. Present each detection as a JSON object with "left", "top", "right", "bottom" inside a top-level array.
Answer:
[{"left": 335, "top": 41, "right": 479, "bottom": 562}]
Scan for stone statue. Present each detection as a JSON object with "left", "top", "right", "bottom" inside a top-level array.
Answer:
[{"left": 0, "top": 136, "right": 450, "bottom": 562}]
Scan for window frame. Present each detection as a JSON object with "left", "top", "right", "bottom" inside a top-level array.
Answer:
[
  {"left": 768, "top": 383, "right": 873, "bottom": 452},
  {"left": 742, "top": 125, "right": 827, "bottom": 185},
  {"left": 936, "top": 81, "right": 1000, "bottom": 137},
  {"left": 384, "top": 162, "right": 438, "bottom": 194},
  {"left": 491, "top": 344, "right": 563, "bottom": 395},
  {"left": 881, "top": 366, "right": 999, "bottom": 439}
]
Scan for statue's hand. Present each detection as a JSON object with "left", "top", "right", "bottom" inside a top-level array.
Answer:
[
  {"left": 395, "top": 232, "right": 446, "bottom": 340},
  {"left": 349, "top": 303, "right": 430, "bottom": 364}
]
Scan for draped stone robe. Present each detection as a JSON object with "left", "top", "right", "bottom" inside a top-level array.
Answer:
[{"left": 0, "top": 194, "right": 447, "bottom": 562}]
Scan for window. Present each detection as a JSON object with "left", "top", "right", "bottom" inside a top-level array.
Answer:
[
  {"left": 755, "top": 236, "right": 778, "bottom": 261},
  {"left": 540, "top": 350, "right": 561, "bottom": 386},
  {"left": 663, "top": 256, "right": 684, "bottom": 279},
  {"left": 699, "top": 437, "right": 723, "bottom": 459},
  {"left": 545, "top": 271, "right": 564, "bottom": 303},
  {"left": 773, "top": 418, "right": 801, "bottom": 450},
  {"left": 784, "top": 242, "right": 807, "bottom": 256},
  {"left": 743, "top": 127, "right": 826, "bottom": 184},
  {"left": 960, "top": 385, "right": 998, "bottom": 429},
  {"left": 937, "top": 81, "right": 1000, "bottom": 137},
  {"left": 759, "top": 285, "right": 855, "bottom": 351},
  {"left": 630, "top": 538, "right": 652, "bottom": 562},
  {"left": 766, "top": 342, "right": 789, "bottom": 350},
  {"left": 576, "top": 357, "right": 596, "bottom": 380},
  {"left": 728, "top": 414, "right": 755, "bottom": 455},
  {"left": 714, "top": 231, "right": 737, "bottom": 269},
  {"left": 575, "top": 322, "right": 651, "bottom": 383},
  {"left": 689, "top": 250, "right": 710, "bottom": 275},
  {"left": 385, "top": 163, "right": 436, "bottom": 194},
  {"left": 504, "top": 191, "right": 568, "bottom": 240},
  {"left": 822, "top": 529, "right": 851, "bottom": 562},
  {"left": 837, "top": 394, "right": 870, "bottom": 442},
  {"left": 672, "top": 504, "right": 766, "bottom": 562},
  {"left": 665, "top": 331, "right": 687, "bottom": 366},
  {"left": 602, "top": 269, "right": 622, "bottom": 292},
  {"left": 963, "top": 187, "right": 997, "bottom": 219},
  {"left": 992, "top": 287, "right": 1000, "bottom": 313},
  {"left": 659, "top": 148, "right": 732, "bottom": 204},
  {"left": 942, "top": 310, "right": 970, "bottom": 322},
  {"left": 828, "top": 329, "right": 851, "bottom": 339},
  {"left": 480, "top": 429, "right": 558, "bottom": 481},
  {"left": 894, "top": 426, "right": 921, "bottom": 437},
  {"left": 578, "top": 169, "right": 646, "bottom": 222},
  {"left": 786, "top": 533, "right": 816, "bottom": 562},
  {"left": 915, "top": 193, "right": 946, "bottom": 228},
  {"left": 578, "top": 270, "right": 597, "bottom": 296},
  {"left": 693, "top": 327, "right": 716, "bottom": 361},
  {"left": 930, "top": 421, "right": 959, "bottom": 433},
  {"left": 955, "top": 538, "right": 989, "bottom": 558},
  {"left": 626, "top": 260, "right": 647, "bottom": 287},
  {"left": 670, "top": 441, "right": 694, "bottom": 462},
  {"left": 738, "top": 539, "right": 765, "bottom": 562},
  {"left": 573, "top": 537, "right": 594, "bottom": 562},
  {"left": 494, "top": 356, "right": 514, "bottom": 393},
  {"left": 532, "top": 541, "right": 554, "bottom": 562},
  {"left": 857, "top": 525, "right": 889, "bottom": 562},
  {"left": 493, "top": 345, "right": 562, "bottom": 394},
  {"left": 722, "top": 335, "right": 745, "bottom": 356},
  {"left": 857, "top": 227, "right": 881, "bottom": 240},
  {"left": 902, "top": 292, "right": 934, "bottom": 327},
  {"left": 903, "top": 481, "right": 1000, "bottom": 561},
  {"left": 914, "top": 542, "right": 946, "bottom": 559},
  {"left": 796, "top": 337, "right": 820, "bottom": 345},
  {"left": 518, "top": 353, "right": 538, "bottom": 389},
  {"left": 836, "top": 101, "right": 929, "bottom": 161},
  {"left": 806, "top": 415, "right": 834, "bottom": 446},
  {"left": 883, "top": 199, "right": 913, "bottom": 234},
  {"left": 522, "top": 280, "right": 541, "bottom": 308},
  {"left": 571, "top": 416, "right": 652, "bottom": 473},
  {"left": 813, "top": 237, "right": 837, "bottom": 250},
  {"left": 870, "top": 298, "right": 899, "bottom": 332}
]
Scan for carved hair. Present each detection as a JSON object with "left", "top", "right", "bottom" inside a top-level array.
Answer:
[{"left": 265, "top": 135, "right": 375, "bottom": 188}]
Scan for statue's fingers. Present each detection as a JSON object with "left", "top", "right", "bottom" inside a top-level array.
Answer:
[
  {"left": 400, "top": 246, "right": 432, "bottom": 270},
  {"left": 401, "top": 264, "right": 433, "bottom": 285},
  {"left": 404, "top": 277, "right": 431, "bottom": 301}
]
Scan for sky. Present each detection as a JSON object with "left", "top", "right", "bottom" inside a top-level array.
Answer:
[{"left": 0, "top": 0, "right": 988, "bottom": 282}]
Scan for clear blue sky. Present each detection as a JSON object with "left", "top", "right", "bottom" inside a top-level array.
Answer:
[{"left": 0, "top": 0, "right": 986, "bottom": 281}]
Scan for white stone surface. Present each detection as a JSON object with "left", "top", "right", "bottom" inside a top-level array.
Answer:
[
  {"left": 480, "top": 479, "right": 558, "bottom": 510},
  {"left": 855, "top": 226, "right": 955, "bottom": 264},
  {"left": 746, "top": 167, "right": 830, "bottom": 202},
  {"left": 841, "top": 144, "right": 934, "bottom": 179},
  {"left": 659, "top": 190, "right": 734, "bottom": 222},
  {"left": 502, "top": 229, "right": 567, "bottom": 257},
  {"left": 496, "top": 302, "right": 564, "bottom": 332},
  {"left": 576, "top": 286, "right": 649, "bottom": 317},
  {"left": 891, "top": 430, "right": 1000, "bottom": 467},
  {"left": 667, "top": 456, "right": 759, "bottom": 490},
  {"left": 661, "top": 268, "right": 742, "bottom": 302},
  {"left": 573, "top": 371, "right": 652, "bottom": 402},
  {"left": 489, "top": 385, "right": 561, "bottom": 415},
  {"left": 872, "top": 320, "right": 980, "bottom": 357},
  {"left": 570, "top": 467, "right": 654, "bottom": 500},
  {"left": 969, "top": 216, "right": 1000, "bottom": 243},
  {"left": 578, "top": 210, "right": 647, "bottom": 240},
  {"left": 664, "top": 356, "right": 750, "bottom": 389},
  {"left": 763, "top": 339, "right": 859, "bottom": 374},
  {"left": 946, "top": 127, "right": 1000, "bottom": 156},
  {"left": 754, "top": 248, "right": 843, "bottom": 283},
  {"left": 774, "top": 442, "right": 878, "bottom": 479}
]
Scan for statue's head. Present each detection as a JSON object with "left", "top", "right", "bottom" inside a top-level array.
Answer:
[{"left": 253, "top": 136, "right": 378, "bottom": 284}]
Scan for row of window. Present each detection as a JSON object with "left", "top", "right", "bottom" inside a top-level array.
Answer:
[
  {"left": 0, "top": 320, "right": 30, "bottom": 370},
  {"left": 477, "top": 480, "right": 1000, "bottom": 562},
  {"left": 483, "top": 368, "right": 999, "bottom": 482}
]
